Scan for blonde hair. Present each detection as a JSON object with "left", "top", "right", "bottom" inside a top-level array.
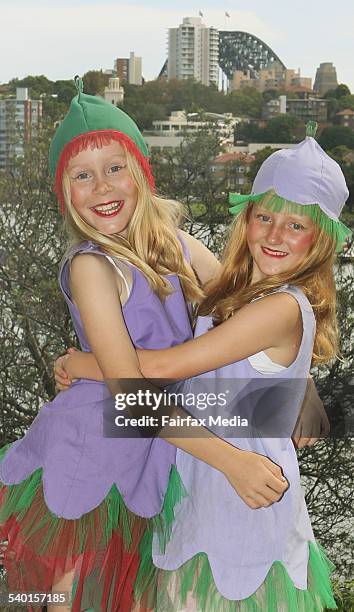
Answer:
[
  {"left": 62, "top": 140, "right": 204, "bottom": 304},
  {"left": 199, "top": 202, "right": 338, "bottom": 365}
]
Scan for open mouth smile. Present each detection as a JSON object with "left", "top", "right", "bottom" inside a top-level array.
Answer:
[
  {"left": 261, "top": 246, "right": 288, "bottom": 258},
  {"left": 92, "top": 201, "right": 125, "bottom": 217}
]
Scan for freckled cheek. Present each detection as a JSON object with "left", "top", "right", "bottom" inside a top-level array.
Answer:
[
  {"left": 289, "top": 231, "right": 315, "bottom": 254},
  {"left": 70, "top": 185, "right": 85, "bottom": 210},
  {"left": 246, "top": 220, "right": 265, "bottom": 245},
  {"left": 118, "top": 173, "right": 136, "bottom": 194}
]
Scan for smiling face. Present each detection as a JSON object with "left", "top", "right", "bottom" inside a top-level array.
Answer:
[
  {"left": 67, "top": 141, "right": 138, "bottom": 236},
  {"left": 246, "top": 205, "right": 316, "bottom": 283}
]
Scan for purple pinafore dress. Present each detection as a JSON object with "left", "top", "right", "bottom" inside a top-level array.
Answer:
[
  {"left": 152, "top": 286, "right": 337, "bottom": 612},
  {"left": 0, "top": 239, "right": 193, "bottom": 610}
]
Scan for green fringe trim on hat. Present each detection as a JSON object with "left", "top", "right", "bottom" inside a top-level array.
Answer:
[
  {"left": 135, "top": 535, "right": 337, "bottom": 611},
  {"left": 0, "top": 445, "right": 185, "bottom": 554},
  {"left": 228, "top": 190, "right": 352, "bottom": 253}
]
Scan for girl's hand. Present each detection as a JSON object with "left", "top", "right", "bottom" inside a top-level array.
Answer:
[
  {"left": 225, "top": 450, "right": 289, "bottom": 509},
  {"left": 54, "top": 348, "right": 77, "bottom": 392}
]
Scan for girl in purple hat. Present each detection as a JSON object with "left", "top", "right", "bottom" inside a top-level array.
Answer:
[
  {"left": 0, "top": 79, "right": 287, "bottom": 612},
  {"left": 59, "top": 129, "right": 350, "bottom": 610}
]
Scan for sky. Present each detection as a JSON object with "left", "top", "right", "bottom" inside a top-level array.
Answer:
[{"left": 1, "top": 0, "right": 353, "bottom": 91}]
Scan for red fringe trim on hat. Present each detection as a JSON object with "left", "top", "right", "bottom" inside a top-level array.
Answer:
[{"left": 54, "top": 130, "right": 156, "bottom": 214}]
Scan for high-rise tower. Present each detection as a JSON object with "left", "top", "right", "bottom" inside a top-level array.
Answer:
[
  {"left": 0, "top": 87, "right": 42, "bottom": 169},
  {"left": 314, "top": 62, "right": 338, "bottom": 96},
  {"left": 168, "top": 17, "right": 219, "bottom": 87}
]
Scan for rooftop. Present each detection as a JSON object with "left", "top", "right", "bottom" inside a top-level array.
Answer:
[{"left": 336, "top": 108, "right": 354, "bottom": 116}]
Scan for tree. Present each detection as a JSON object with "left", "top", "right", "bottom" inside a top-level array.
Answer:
[
  {"left": 328, "top": 146, "right": 354, "bottom": 211},
  {"left": 324, "top": 85, "right": 354, "bottom": 120},
  {"left": 225, "top": 87, "right": 262, "bottom": 118},
  {"left": 324, "top": 84, "right": 351, "bottom": 99},
  {"left": 82, "top": 70, "right": 109, "bottom": 95},
  {"left": 237, "top": 115, "right": 300, "bottom": 145},
  {"left": 337, "top": 94, "right": 354, "bottom": 112},
  {"left": 247, "top": 147, "right": 276, "bottom": 183},
  {"left": 262, "top": 114, "right": 300, "bottom": 143},
  {"left": 53, "top": 79, "right": 77, "bottom": 105},
  {"left": 0, "top": 122, "right": 76, "bottom": 443},
  {"left": 7, "top": 75, "right": 53, "bottom": 99},
  {"left": 319, "top": 126, "right": 354, "bottom": 151}
]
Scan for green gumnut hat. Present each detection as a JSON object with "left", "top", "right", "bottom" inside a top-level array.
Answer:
[{"left": 49, "top": 77, "right": 154, "bottom": 211}]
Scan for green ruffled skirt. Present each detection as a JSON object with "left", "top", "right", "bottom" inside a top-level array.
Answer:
[{"left": 136, "top": 532, "right": 337, "bottom": 611}]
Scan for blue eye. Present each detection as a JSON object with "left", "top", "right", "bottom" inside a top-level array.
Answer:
[
  {"left": 290, "top": 222, "right": 305, "bottom": 231},
  {"left": 108, "top": 165, "right": 123, "bottom": 174},
  {"left": 74, "top": 172, "right": 90, "bottom": 181},
  {"left": 256, "top": 214, "right": 271, "bottom": 222}
]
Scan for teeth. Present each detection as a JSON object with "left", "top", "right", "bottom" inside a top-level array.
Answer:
[
  {"left": 94, "top": 201, "right": 123, "bottom": 214},
  {"left": 263, "top": 247, "right": 287, "bottom": 257}
]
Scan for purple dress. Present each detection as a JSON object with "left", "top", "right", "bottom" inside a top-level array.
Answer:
[
  {"left": 152, "top": 286, "right": 337, "bottom": 611},
  {"left": 0, "top": 240, "right": 193, "bottom": 520}
]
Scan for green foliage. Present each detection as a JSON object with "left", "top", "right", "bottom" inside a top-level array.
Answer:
[
  {"left": 152, "top": 128, "right": 223, "bottom": 207},
  {"left": 319, "top": 126, "right": 354, "bottom": 151},
  {"left": 238, "top": 114, "right": 300, "bottom": 144},
  {"left": 324, "top": 85, "right": 354, "bottom": 120},
  {"left": 324, "top": 84, "right": 351, "bottom": 99},
  {"left": 8, "top": 74, "right": 53, "bottom": 99},
  {"left": 337, "top": 94, "right": 354, "bottom": 112},
  {"left": 53, "top": 79, "right": 76, "bottom": 104},
  {"left": 262, "top": 89, "right": 281, "bottom": 103},
  {"left": 4, "top": 75, "right": 76, "bottom": 123},
  {"left": 122, "top": 80, "right": 263, "bottom": 129},
  {"left": 0, "top": 121, "right": 76, "bottom": 443},
  {"left": 262, "top": 114, "right": 300, "bottom": 142},
  {"left": 82, "top": 69, "right": 109, "bottom": 95},
  {"left": 247, "top": 146, "right": 276, "bottom": 183},
  {"left": 224, "top": 87, "right": 262, "bottom": 118},
  {"left": 328, "top": 146, "right": 354, "bottom": 210}
]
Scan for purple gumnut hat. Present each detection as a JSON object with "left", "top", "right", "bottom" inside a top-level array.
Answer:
[{"left": 252, "top": 135, "right": 349, "bottom": 221}]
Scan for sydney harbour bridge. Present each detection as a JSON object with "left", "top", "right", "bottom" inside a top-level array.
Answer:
[{"left": 159, "top": 31, "right": 286, "bottom": 81}]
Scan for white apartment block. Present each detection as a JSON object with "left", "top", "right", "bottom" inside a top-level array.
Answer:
[
  {"left": 144, "top": 110, "right": 237, "bottom": 151},
  {"left": 168, "top": 17, "right": 219, "bottom": 87},
  {"left": 128, "top": 52, "right": 142, "bottom": 86},
  {"left": 0, "top": 87, "right": 42, "bottom": 169}
]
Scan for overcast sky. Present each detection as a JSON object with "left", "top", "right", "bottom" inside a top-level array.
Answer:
[{"left": 1, "top": 0, "right": 353, "bottom": 91}]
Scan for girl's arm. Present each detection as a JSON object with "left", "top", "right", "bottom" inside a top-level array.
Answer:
[
  {"left": 178, "top": 229, "right": 221, "bottom": 285},
  {"left": 55, "top": 290, "right": 299, "bottom": 382},
  {"left": 138, "top": 291, "right": 301, "bottom": 380},
  {"left": 54, "top": 234, "right": 221, "bottom": 384},
  {"left": 66, "top": 252, "right": 288, "bottom": 509}
]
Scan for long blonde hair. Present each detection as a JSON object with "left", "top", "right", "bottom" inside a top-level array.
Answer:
[
  {"left": 199, "top": 203, "right": 338, "bottom": 365},
  {"left": 62, "top": 139, "right": 204, "bottom": 304}
]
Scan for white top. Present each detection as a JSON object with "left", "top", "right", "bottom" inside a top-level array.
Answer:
[{"left": 248, "top": 351, "right": 286, "bottom": 374}]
